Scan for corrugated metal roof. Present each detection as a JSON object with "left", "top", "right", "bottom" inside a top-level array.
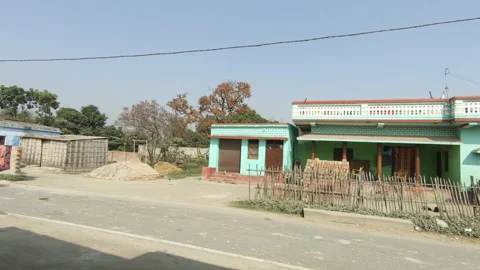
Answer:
[
  {"left": 21, "top": 134, "right": 107, "bottom": 141},
  {"left": 0, "top": 119, "right": 61, "bottom": 133},
  {"left": 297, "top": 134, "right": 461, "bottom": 145}
]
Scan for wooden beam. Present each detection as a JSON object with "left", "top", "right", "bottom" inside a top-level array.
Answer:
[
  {"left": 377, "top": 143, "right": 383, "bottom": 179},
  {"left": 342, "top": 142, "right": 347, "bottom": 161},
  {"left": 415, "top": 145, "right": 421, "bottom": 183}
]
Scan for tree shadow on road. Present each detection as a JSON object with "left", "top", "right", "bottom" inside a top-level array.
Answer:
[{"left": 0, "top": 227, "right": 233, "bottom": 270}]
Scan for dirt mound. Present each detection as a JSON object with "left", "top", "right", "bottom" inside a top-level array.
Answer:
[
  {"left": 87, "top": 161, "right": 162, "bottom": 181},
  {"left": 154, "top": 161, "right": 182, "bottom": 175}
]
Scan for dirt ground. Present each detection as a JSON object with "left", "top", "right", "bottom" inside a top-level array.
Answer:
[{"left": 17, "top": 167, "right": 250, "bottom": 207}]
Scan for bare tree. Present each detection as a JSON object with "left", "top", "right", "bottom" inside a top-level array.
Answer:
[{"left": 118, "top": 100, "right": 186, "bottom": 165}]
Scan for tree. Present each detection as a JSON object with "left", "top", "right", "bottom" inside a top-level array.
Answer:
[
  {"left": 227, "top": 109, "right": 268, "bottom": 123},
  {"left": 53, "top": 105, "right": 107, "bottom": 135},
  {"left": 53, "top": 108, "right": 84, "bottom": 134},
  {"left": 80, "top": 105, "right": 107, "bottom": 129},
  {"left": 30, "top": 89, "right": 60, "bottom": 125},
  {"left": 0, "top": 85, "right": 60, "bottom": 125},
  {"left": 167, "top": 81, "right": 253, "bottom": 135},
  {"left": 118, "top": 100, "right": 185, "bottom": 165},
  {"left": 0, "top": 85, "right": 28, "bottom": 118},
  {"left": 100, "top": 125, "right": 133, "bottom": 151}
]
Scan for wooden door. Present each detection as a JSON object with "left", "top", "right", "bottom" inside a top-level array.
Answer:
[
  {"left": 393, "top": 147, "right": 414, "bottom": 178},
  {"left": 265, "top": 140, "right": 284, "bottom": 170},
  {"left": 218, "top": 139, "right": 241, "bottom": 173}
]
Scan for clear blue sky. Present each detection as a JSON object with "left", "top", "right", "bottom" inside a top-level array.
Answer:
[{"left": 0, "top": 0, "right": 479, "bottom": 123}]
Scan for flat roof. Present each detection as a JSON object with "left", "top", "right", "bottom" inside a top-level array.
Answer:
[
  {"left": 21, "top": 134, "right": 107, "bottom": 141},
  {"left": 297, "top": 134, "right": 461, "bottom": 145},
  {"left": 208, "top": 135, "right": 288, "bottom": 141},
  {"left": 292, "top": 95, "right": 480, "bottom": 105},
  {"left": 0, "top": 119, "right": 61, "bottom": 133},
  {"left": 211, "top": 123, "right": 293, "bottom": 128}
]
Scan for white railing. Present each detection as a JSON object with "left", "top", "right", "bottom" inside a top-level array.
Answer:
[
  {"left": 293, "top": 102, "right": 451, "bottom": 120},
  {"left": 368, "top": 103, "right": 450, "bottom": 118},
  {"left": 292, "top": 104, "right": 362, "bottom": 118},
  {"left": 452, "top": 100, "right": 480, "bottom": 119}
]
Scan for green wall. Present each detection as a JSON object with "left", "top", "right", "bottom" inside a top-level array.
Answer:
[
  {"left": 448, "top": 145, "right": 461, "bottom": 183},
  {"left": 459, "top": 126, "right": 480, "bottom": 185},
  {"left": 208, "top": 124, "right": 297, "bottom": 175},
  {"left": 240, "top": 139, "right": 267, "bottom": 174},
  {"left": 208, "top": 138, "right": 220, "bottom": 168},
  {"left": 294, "top": 141, "right": 458, "bottom": 181}
]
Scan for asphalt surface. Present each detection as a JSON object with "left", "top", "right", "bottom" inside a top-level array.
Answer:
[{"left": 1, "top": 183, "right": 479, "bottom": 270}]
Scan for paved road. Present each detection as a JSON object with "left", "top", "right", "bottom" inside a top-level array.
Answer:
[{"left": 1, "top": 183, "right": 479, "bottom": 270}]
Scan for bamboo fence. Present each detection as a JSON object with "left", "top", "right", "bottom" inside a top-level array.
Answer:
[{"left": 249, "top": 163, "right": 480, "bottom": 218}]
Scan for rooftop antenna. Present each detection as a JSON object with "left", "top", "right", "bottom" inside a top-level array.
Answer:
[
  {"left": 429, "top": 91, "right": 434, "bottom": 99},
  {"left": 443, "top": 68, "right": 450, "bottom": 99},
  {"left": 303, "top": 98, "right": 307, "bottom": 104}
]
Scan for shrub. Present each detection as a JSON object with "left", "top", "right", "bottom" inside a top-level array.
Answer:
[
  {"left": 231, "top": 199, "right": 480, "bottom": 238},
  {"left": 0, "top": 174, "right": 26, "bottom": 181}
]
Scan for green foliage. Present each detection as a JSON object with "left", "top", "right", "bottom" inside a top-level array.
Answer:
[
  {"left": 179, "top": 129, "right": 209, "bottom": 147},
  {"left": 0, "top": 85, "right": 59, "bottom": 124},
  {"left": 230, "top": 200, "right": 305, "bottom": 215},
  {"left": 80, "top": 105, "right": 107, "bottom": 130},
  {"left": 30, "top": 89, "right": 60, "bottom": 125},
  {"left": 168, "top": 164, "right": 203, "bottom": 179},
  {"left": 101, "top": 126, "right": 133, "bottom": 151},
  {"left": 0, "top": 85, "right": 29, "bottom": 117},
  {"left": 0, "top": 173, "right": 26, "bottom": 181},
  {"left": 227, "top": 109, "right": 269, "bottom": 124},
  {"left": 232, "top": 199, "right": 480, "bottom": 238},
  {"left": 53, "top": 105, "right": 108, "bottom": 136},
  {"left": 53, "top": 108, "right": 84, "bottom": 134}
]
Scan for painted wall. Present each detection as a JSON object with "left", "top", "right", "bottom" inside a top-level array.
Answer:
[
  {"left": 208, "top": 124, "right": 297, "bottom": 175},
  {"left": 208, "top": 138, "right": 220, "bottom": 168},
  {"left": 311, "top": 125, "right": 458, "bottom": 137},
  {"left": 448, "top": 146, "right": 461, "bottom": 183},
  {"left": 295, "top": 140, "right": 457, "bottom": 181},
  {"left": 459, "top": 127, "right": 480, "bottom": 185},
  {"left": 240, "top": 139, "right": 267, "bottom": 174},
  {"left": 0, "top": 126, "right": 61, "bottom": 146}
]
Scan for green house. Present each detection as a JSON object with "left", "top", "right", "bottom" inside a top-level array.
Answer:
[
  {"left": 292, "top": 96, "right": 480, "bottom": 184},
  {"left": 206, "top": 124, "right": 297, "bottom": 177}
]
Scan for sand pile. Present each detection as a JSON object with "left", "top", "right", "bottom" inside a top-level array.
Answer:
[
  {"left": 154, "top": 161, "right": 182, "bottom": 175},
  {"left": 87, "top": 161, "right": 162, "bottom": 181}
]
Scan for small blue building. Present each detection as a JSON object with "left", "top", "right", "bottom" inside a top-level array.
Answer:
[
  {"left": 207, "top": 123, "right": 297, "bottom": 175},
  {"left": 0, "top": 120, "right": 61, "bottom": 146}
]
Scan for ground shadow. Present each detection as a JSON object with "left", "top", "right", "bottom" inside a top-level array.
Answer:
[{"left": 0, "top": 227, "right": 233, "bottom": 270}]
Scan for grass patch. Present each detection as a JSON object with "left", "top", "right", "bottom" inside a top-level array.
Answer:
[
  {"left": 231, "top": 199, "right": 480, "bottom": 238},
  {"left": 168, "top": 164, "right": 202, "bottom": 179},
  {"left": 0, "top": 173, "right": 26, "bottom": 181}
]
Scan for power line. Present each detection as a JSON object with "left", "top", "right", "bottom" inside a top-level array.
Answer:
[
  {"left": 1, "top": 16, "right": 479, "bottom": 63},
  {"left": 448, "top": 73, "right": 480, "bottom": 85}
]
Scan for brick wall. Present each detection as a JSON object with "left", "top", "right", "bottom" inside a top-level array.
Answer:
[
  {"left": 108, "top": 151, "right": 140, "bottom": 163},
  {"left": 311, "top": 125, "right": 458, "bottom": 137}
]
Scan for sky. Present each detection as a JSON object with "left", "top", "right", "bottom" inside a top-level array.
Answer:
[{"left": 0, "top": 0, "right": 479, "bottom": 124}]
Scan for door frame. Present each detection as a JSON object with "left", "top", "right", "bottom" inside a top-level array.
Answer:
[{"left": 265, "top": 140, "right": 284, "bottom": 171}]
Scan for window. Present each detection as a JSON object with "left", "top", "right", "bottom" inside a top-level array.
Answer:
[
  {"left": 444, "top": 151, "right": 449, "bottom": 172},
  {"left": 248, "top": 140, "right": 259, "bottom": 160},
  {"left": 0, "top": 136, "right": 5, "bottom": 146},
  {"left": 333, "top": 148, "right": 354, "bottom": 161}
]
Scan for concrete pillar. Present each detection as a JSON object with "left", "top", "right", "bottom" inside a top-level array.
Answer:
[
  {"left": 311, "top": 141, "right": 316, "bottom": 159},
  {"left": 415, "top": 145, "right": 421, "bottom": 183},
  {"left": 377, "top": 143, "right": 383, "bottom": 179},
  {"left": 342, "top": 142, "right": 348, "bottom": 161}
]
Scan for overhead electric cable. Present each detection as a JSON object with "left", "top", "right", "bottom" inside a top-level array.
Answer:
[{"left": 1, "top": 16, "right": 479, "bottom": 63}]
